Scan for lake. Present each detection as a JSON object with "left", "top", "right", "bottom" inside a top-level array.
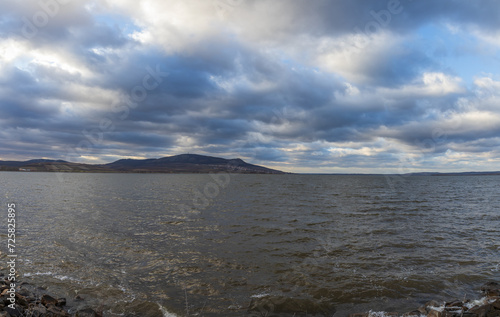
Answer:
[{"left": 1, "top": 172, "right": 499, "bottom": 316}]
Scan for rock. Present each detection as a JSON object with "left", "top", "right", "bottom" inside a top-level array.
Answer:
[
  {"left": 425, "top": 300, "right": 442, "bottom": 311},
  {"left": 403, "top": 310, "right": 423, "bottom": 316},
  {"left": 481, "top": 282, "right": 500, "bottom": 297},
  {"left": 57, "top": 297, "right": 67, "bottom": 307},
  {"left": 349, "top": 313, "right": 396, "bottom": 317},
  {"left": 46, "top": 304, "right": 70, "bottom": 317},
  {"left": 492, "top": 299, "right": 500, "bottom": 310},
  {"left": 461, "top": 313, "right": 479, "bottom": 317},
  {"left": 41, "top": 294, "right": 58, "bottom": 306},
  {"left": 14, "top": 293, "right": 28, "bottom": 307},
  {"left": 427, "top": 309, "right": 442, "bottom": 317},
  {"left": 74, "top": 295, "right": 85, "bottom": 301},
  {"left": 427, "top": 300, "right": 441, "bottom": 305},
  {"left": 0, "top": 312, "right": 10, "bottom": 317},
  {"left": 75, "top": 307, "right": 98, "bottom": 317},
  {"left": 29, "top": 305, "right": 47, "bottom": 317},
  {"left": 3, "top": 306, "right": 23, "bottom": 317},
  {"left": 16, "top": 288, "right": 31, "bottom": 297},
  {"left": 468, "top": 303, "right": 493, "bottom": 317},
  {"left": 446, "top": 300, "right": 463, "bottom": 308},
  {"left": 416, "top": 305, "right": 428, "bottom": 315}
]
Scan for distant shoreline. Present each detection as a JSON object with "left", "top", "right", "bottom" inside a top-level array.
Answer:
[
  {"left": 2, "top": 170, "right": 500, "bottom": 176},
  {"left": 0, "top": 154, "right": 286, "bottom": 174}
]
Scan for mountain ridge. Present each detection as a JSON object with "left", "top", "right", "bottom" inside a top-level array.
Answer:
[
  {"left": 0, "top": 154, "right": 286, "bottom": 174},
  {"left": 2, "top": 156, "right": 500, "bottom": 175}
]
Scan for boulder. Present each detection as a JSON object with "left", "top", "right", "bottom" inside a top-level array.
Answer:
[
  {"left": 427, "top": 309, "right": 442, "bottom": 317},
  {"left": 16, "top": 288, "right": 31, "bottom": 297},
  {"left": 3, "top": 306, "right": 22, "bottom": 317},
  {"left": 57, "top": 297, "right": 67, "bottom": 307},
  {"left": 46, "top": 304, "right": 70, "bottom": 317},
  {"left": 492, "top": 299, "right": 500, "bottom": 310},
  {"left": 481, "top": 282, "right": 500, "bottom": 297},
  {"left": 14, "top": 294, "right": 28, "bottom": 307},
  {"left": 468, "top": 303, "right": 492, "bottom": 317},
  {"left": 402, "top": 310, "right": 423, "bottom": 316},
  {"left": 30, "top": 305, "right": 47, "bottom": 317},
  {"left": 74, "top": 295, "right": 85, "bottom": 301},
  {"left": 446, "top": 300, "right": 463, "bottom": 308},
  {"left": 41, "top": 294, "right": 58, "bottom": 306},
  {"left": 461, "top": 313, "right": 480, "bottom": 317},
  {"left": 425, "top": 300, "right": 442, "bottom": 311}
]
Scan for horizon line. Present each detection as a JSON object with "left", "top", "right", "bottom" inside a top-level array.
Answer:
[{"left": 1, "top": 155, "right": 500, "bottom": 176}]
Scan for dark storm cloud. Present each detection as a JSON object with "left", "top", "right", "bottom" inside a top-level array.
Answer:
[
  {"left": 360, "top": 49, "right": 437, "bottom": 87},
  {"left": 105, "top": 132, "right": 174, "bottom": 148}
]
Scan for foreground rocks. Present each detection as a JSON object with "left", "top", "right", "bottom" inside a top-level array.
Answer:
[
  {"left": 0, "top": 275, "right": 101, "bottom": 317},
  {"left": 350, "top": 282, "right": 500, "bottom": 317}
]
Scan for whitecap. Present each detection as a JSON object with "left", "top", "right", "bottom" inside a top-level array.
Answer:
[
  {"left": 492, "top": 263, "right": 500, "bottom": 272},
  {"left": 368, "top": 311, "right": 397, "bottom": 317},
  {"left": 23, "top": 271, "right": 82, "bottom": 283},
  {"left": 24, "top": 271, "right": 54, "bottom": 277},
  {"left": 250, "top": 292, "right": 271, "bottom": 298},
  {"left": 464, "top": 297, "right": 496, "bottom": 309},
  {"left": 157, "top": 303, "right": 180, "bottom": 317}
]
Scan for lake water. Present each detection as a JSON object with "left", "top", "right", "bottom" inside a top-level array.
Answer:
[{"left": 1, "top": 172, "right": 499, "bottom": 316}]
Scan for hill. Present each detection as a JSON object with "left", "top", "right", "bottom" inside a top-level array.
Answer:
[{"left": 0, "top": 154, "right": 285, "bottom": 174}]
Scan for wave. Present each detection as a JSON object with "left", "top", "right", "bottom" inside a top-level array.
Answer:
[
  {"left": 24, "top": 271, "right": 83, "bottom": 283},
  {"left": 157, "top": 303, "right": 181, "bottom": 317}
]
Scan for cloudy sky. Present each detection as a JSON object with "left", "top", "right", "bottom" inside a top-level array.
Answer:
[{"left": 1, "top": 0, "right": 500, "bottom": 173}]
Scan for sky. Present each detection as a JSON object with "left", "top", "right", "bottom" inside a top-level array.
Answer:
[{"left": 1, "top": 0, "right": 500, "bottom": 173}]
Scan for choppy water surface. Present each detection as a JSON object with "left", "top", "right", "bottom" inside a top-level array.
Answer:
[{"left": 1, "top": 173, "right": 499, "bottom": 316}]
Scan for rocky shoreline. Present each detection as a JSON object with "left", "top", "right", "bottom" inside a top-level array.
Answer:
[
  {"left": 349, "top": 282, "right": 500, "bottom": 317},
  {"left": 2, "top": 275, "right": 499, "bottom": 317},
  {"left": 0, "top": 274, "right": 101, "bottom": 317}
]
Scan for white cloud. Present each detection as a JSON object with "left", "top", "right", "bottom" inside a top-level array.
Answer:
[
  {"left": 315, "top": 31, "right": 401, "bottom": 83},
  {"left": 109, "top": 0, "right": 227, "bottom": 52},
  {"left": 0, "top": 38, "right": 27, "bottom": 64},
  {"left": 471, "top": 27, "right": 500, "bottom": 49},
  {"left": 421, "top": 72, "right": 465, "bottom": 95},
  {"left": 474, "top": 76, "right": 500, "bottom": 98}
]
